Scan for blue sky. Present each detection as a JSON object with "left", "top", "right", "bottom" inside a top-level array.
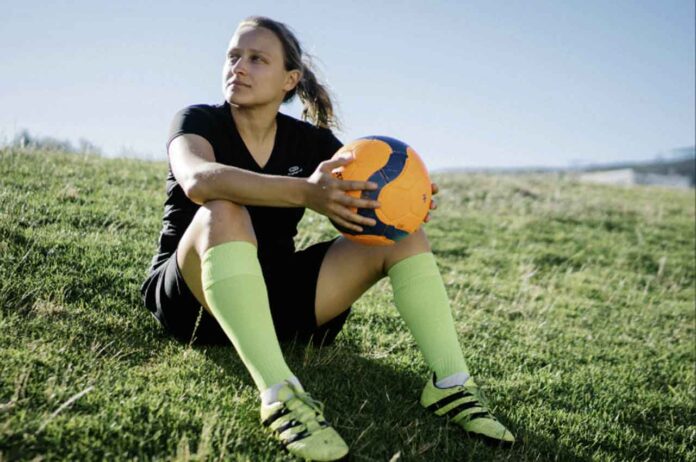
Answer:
[{"left": 1, "top": 0, "right": 694, "bottom": 170}]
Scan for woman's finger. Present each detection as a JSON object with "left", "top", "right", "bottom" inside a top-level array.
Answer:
[
  {"left": 431, "top": 183, "right": 439, "bottom": 195},
  {"left": 337, "top": 180, "right": 378, "bottom": 192},
  {"left": 335, "top": 194, "right": 380, "bottom": 210},
  {"left": 338, "top": 206, "right": 376, "bottom": 227},
  {"left": 332, "top": 214, "right": 363, "bottom": 232},
  {"left": 320, "top": 154, "right": 354, "bottom": 173},
  {"left": 357, "top": 213, "right": 377, "bottom": 226}
]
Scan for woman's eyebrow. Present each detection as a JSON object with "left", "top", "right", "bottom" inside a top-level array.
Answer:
[{"left": 227, "top": 47, "right": 270, "bottom": 56}]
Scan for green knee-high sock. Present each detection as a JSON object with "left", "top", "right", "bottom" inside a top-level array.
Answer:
[
  {"left": 387, "top": 252, "right": 469, "bottom": 379},
  {"left": 201, "top": 241, "right": 294, "bottom": 391}
]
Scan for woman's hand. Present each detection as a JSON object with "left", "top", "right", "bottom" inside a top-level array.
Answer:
[
  {"left": 424, "top": 183, "right": 439, "bottom": 223},
  {"left": 304, "top": 153, "right": 381, "bottom": 232}
]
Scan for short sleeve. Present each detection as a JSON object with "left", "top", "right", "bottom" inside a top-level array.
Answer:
[
  {"left": 317, "top": 128, "right": 344, "bottom": 162},
  {"left": 166, "top": 105, "right": 216, "bottom": 150}
]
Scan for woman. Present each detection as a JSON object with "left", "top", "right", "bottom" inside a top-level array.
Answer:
[{"left": 140, "top": 16, "right": 515, "bottom": 460}]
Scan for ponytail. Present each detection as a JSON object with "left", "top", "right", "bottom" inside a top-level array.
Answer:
[{"left": 295, "top": 56, "right": 338, "bottom": 129}]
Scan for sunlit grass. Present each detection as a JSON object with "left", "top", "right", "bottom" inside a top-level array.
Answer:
[{"left": 1, "top": 147, "right": 694, "bottom": 461}]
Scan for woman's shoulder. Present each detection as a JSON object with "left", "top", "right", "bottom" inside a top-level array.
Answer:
[
  {"left": 167, "top": 103, "right": 230, "bottom": 149},
  {"left": 173, "top": 102, "right": 227, "bottom": 120},
  {"left": 278, "top": 112, "right": 343, "bottom": 160},
  {"left": 278, "top": 112, "right": 337, "bottom": 141}
]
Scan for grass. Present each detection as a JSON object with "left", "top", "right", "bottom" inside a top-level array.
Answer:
[{"left": 0, "top": 146, "right": 694, "bottom": 461}]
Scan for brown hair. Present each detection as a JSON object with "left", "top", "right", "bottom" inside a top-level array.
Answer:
[{"left": 239, "top": 16, "right": 338, "bottom": 129}]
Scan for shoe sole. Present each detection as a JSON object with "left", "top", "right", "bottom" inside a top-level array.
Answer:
[
  {"left": 277, "top": 440, "right": 350, "bottom": 462},
  {"left": 421, "top": 402, "right": 516, "bottom": 449},
  {"left": 465, "top": 430, "right": 516, "bottom": 449},
  {"left": 283, "top": 448, "right": 350, "bottom": 462}
]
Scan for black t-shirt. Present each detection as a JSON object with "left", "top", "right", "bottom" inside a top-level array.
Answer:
[{"left": 146, "top": 101, "right": 343, "bottom": 273}]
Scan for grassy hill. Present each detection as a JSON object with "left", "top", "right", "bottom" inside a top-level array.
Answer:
[{"left": 0, "top": 147, "right": 694, "bottom": 461}]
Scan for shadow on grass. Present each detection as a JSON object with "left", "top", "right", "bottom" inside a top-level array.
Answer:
[
  {"left": 175, "top": 331, "right": 591, "bottom": 462},
  {"left": 8, "top": 302, "right": 639, "bottom": 461},
  {"left": 52, "top": 310, "right": 689, "bottom": 461},
  {"left": 2, "top": 301, "right": 631, "bottom": 460},
  {"left": 6, "top": 302, "right": 665, "bottom": 460}
]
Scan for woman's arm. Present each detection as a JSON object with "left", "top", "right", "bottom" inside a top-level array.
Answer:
[
  {"left": 169, "top": 133, "right": 307, "bottom": 207},
  {"left": 169, "top": 133, "right": 380, "bottom": 231}
]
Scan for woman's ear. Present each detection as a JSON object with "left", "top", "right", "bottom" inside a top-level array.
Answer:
[{"left": 283, "top": 69, "right": 302, "bottom": 92}]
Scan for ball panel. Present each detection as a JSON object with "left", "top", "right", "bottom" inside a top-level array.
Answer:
[
  {"left": 377, "top": 150, "right": 431, "bottom": 233},
  {"left": 331, "top": 140, "right": 393, "bottom": 216},
  {"left": 406, "top": 146, "right": 432, "bottom": 223},
  {"left": 338, "top": 140, "right": 392, "bottom": 183}
]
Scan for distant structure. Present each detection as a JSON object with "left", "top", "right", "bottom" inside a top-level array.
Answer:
[
  {"left": 579, "top": 168, "right": 692, "bottom": 188},
  {"left": 577, "top": 148, "right": 694, "bottom": 188}
]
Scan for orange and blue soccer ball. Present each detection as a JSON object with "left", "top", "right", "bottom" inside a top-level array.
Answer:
[{"left": 330, "top": 136, "right": 432, "bottom": 246}]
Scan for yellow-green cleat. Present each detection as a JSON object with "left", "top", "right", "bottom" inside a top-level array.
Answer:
[
  {"left": 420, "top": 374, "right": 516, "bottom": 446},
  {"left": 261, "top": 381, "right": 349, "bottom": 461}
]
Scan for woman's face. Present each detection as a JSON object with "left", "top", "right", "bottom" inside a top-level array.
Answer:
[{"left": 222, "top": 25, "right": 300, "bottom": 109}]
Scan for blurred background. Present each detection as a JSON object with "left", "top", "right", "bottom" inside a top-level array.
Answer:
[{"left": 1, "top": 0, "right": 694, "bottom": 177}]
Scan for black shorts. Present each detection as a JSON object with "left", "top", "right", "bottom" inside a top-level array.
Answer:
[{"left": 140, "top": 238, "right": 350, "bottom": 347}]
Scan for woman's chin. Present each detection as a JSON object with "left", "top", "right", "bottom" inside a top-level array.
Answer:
[
  {"left": 224, "top": 90, "right": 280, "bottom": 110},
  {"left": 224, "top": 90, "right": 252, "bottom": 106}
]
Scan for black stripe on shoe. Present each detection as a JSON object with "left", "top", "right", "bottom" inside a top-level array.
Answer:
[
  {"left": 445, "top": 399, "right": 482, "bottom": 418},
  {"left": 425, "top": 390, "right": 474, "bottom": 412},
  {"left": 262, "top": 407, "right": 290, "bottom": 427},
  {"left": 457, "top": 410, "right": 494, "bottom": 422},
  {"left": 284, "top": 429, "right": 311, "bottom": 445},
  {"left": 275, "top": 419, "right": 303, "bottom": 434}
]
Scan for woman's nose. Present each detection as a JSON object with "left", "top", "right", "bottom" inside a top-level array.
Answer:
[{"left": 231, "top": 57, "right": 248, "bottom": 75}]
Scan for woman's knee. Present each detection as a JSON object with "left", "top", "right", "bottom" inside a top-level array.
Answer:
[
  {"left": 382, "top": 227, "right": 432, "bottom": 274},
  {"left": 195, "top": 199, "right": 257, "bottom": 251}
]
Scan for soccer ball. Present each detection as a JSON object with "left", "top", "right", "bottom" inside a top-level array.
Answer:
[{"left": 330, "top": 136, "right": 432, "bottom": 246}]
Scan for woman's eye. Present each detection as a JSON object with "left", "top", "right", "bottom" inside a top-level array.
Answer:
[
  {"left": 251, "top": 55, "right": 262, "bottom": 62},
  {"left": 228, "top": 55, "right": 239, "bottom": 63}
]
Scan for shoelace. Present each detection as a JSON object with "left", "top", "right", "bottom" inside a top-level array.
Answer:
[
  {"left": 467, "top": 384, "right": 488, "bottom": 405},
  {"left": 459, "top": 384, "right": 496, "bottom": 422},
  {"left": 283, "top": 382, "right": 326, "bottom": 433}
]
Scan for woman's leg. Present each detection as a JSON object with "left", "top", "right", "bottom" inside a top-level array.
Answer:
[
  {"left": 176, "top": 199, "right": 293, "bottom": 391},
  {"left": 178, "top": 200, "right": 350, "bottom": 458},
  {"left": 315, "top": 227, "right": 515, "bottom": 443},
  {"left": 314, "top": 227, "right": 430, "bottom": 324},
  {"left": 315, "top": 227, "right": 468, "bottom": 379}
]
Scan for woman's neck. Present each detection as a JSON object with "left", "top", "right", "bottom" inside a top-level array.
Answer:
[{"left": 230, "top": 104, "right": 278, "bottom": 144}]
